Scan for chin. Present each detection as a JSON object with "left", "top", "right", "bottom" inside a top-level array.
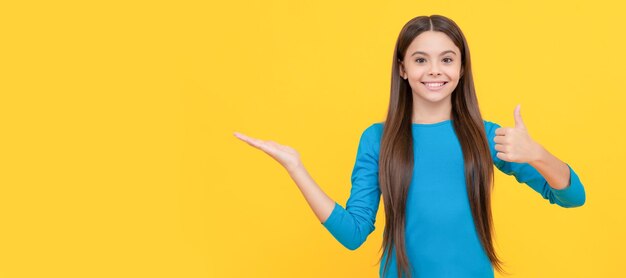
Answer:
[{"left": 414, "top": 91, "right": 453, "bottom": 102}]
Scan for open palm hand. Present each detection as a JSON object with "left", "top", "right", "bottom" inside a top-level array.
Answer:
[{"left": 234, "top": 132, "right": 302, "bottom": 172}]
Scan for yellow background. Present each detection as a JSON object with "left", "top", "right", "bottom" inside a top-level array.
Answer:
[{"left": 0, "top": 0, "right": 624, "bottom": 277}]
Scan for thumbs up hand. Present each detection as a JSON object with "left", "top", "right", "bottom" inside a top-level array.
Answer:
[{"left": 494, "top": 104, "right": 544, "bottom": 163}]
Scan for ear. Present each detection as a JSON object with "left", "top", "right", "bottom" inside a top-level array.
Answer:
[
  {"left": 398, "top": 59, "right": 406, "bottom": 79},
  {"left": 460, "top": 66, "right": 464, "bottom": 77}
]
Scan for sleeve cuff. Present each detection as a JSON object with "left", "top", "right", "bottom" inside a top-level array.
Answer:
[{"left": 321, "top": 201, "right": 341, "bottom": 228}]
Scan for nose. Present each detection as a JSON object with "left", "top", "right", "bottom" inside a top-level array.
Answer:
[{"left": 429, "top": 67, "right": 441, "bottom": 76}]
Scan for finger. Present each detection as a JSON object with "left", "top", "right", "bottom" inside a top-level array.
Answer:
[
  {"left": 234, "top": 132, "right": 266, "bottom": 149},
  {"left": 495, "top": 127, "right": 507, "bottom": 136},
  {"left": 494, "top": 143, "right": 507, "bottom": 152},
  {"left": 268, "top": 141, "right": 290, "bottom": 152},
  {"left": 234, "top": 132, "right": 255, "bottom": 144},
  {"left": 514, "top": 104, "right": 526, "bottom": 129},
  {"left": 234, "top": 132, "right": 251, "bottom": 141},
  {"left": 496, "top": 152, "right": 508, "bottom": 161}
]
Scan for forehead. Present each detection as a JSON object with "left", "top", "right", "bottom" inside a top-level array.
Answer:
[{"left": 406, "top": 31, "right": 460, "bottom": 55}]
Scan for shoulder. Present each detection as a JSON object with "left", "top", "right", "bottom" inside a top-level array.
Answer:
[
  {"left": 482, "top": 119, "right": 502, "bottom": 136},
  {"left": 369, "top": 122, "right": 384, "bottom": 133},
  {"left": 361, "top": 122, "right": 384, "bottom": 140},
  {"left": 357, "top": 122, "right": 384, "bottom": 150},
  {"left": 367, "top": 122, "right": 386, "bottom": 140}
]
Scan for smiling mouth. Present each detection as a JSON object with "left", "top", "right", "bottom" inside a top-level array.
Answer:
[{"left": 421, "top": 82, "right": 448, "bottom": 88}]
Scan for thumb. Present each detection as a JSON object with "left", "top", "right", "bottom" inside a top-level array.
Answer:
[{"left": 514, "top": 104, "right": 526, "bottom": 129}]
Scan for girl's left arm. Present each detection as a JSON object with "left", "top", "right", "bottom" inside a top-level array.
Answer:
[
  {"left": 491, "top": 104, "right": 586, "bottom": 207},
  {"left": 494, "top": 104, "right": 574, "bottom": 190}
]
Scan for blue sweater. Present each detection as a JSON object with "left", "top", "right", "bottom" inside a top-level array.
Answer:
[{"left": 321, "top": 119, "right": 586, "bottom": 278}]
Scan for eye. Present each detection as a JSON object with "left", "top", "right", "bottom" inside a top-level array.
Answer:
[{"left": 415, "top": 57, "right": 454, "bottom": 64}]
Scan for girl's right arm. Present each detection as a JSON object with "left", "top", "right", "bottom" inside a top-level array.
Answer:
[{"left": 234, "top": 125, "right": 382, "bottom": 250}]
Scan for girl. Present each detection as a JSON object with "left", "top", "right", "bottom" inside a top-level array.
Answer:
[{"left": 234, "top": 15, "right": 586, "bottom": 278}]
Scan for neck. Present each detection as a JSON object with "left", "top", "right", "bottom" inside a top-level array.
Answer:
[{"left": 411, "top": 98, "right": 452, "bottom": 124}]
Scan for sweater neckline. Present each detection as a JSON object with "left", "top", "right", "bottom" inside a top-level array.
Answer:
[{"left": 412, "top": 119, "right": 452, "bottom": 127}]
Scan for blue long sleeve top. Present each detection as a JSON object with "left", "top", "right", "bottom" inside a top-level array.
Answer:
[{"left": 321, "top": 119, "right": 586, "bottom": 278}]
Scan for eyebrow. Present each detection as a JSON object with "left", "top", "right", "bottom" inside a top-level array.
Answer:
[{"left": 411, "top": 50, "right": 457, "bottom": 57}]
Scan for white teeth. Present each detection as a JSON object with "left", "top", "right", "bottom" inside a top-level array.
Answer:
[{"left": 423, "top": 82, "right": 446, "bottom": 87}]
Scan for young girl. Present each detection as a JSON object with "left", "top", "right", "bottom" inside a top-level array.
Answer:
[{"left": 234, "top": 14, "right": 586, "bottom": 278}]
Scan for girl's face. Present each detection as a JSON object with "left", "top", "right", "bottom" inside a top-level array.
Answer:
[{"left": 399, "top": 31, "right": 462, "bottom": 105}]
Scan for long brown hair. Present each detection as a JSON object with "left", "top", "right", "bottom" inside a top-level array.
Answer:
[{"left": 377, "top": 15, "right": 509, "bottom": 278}]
